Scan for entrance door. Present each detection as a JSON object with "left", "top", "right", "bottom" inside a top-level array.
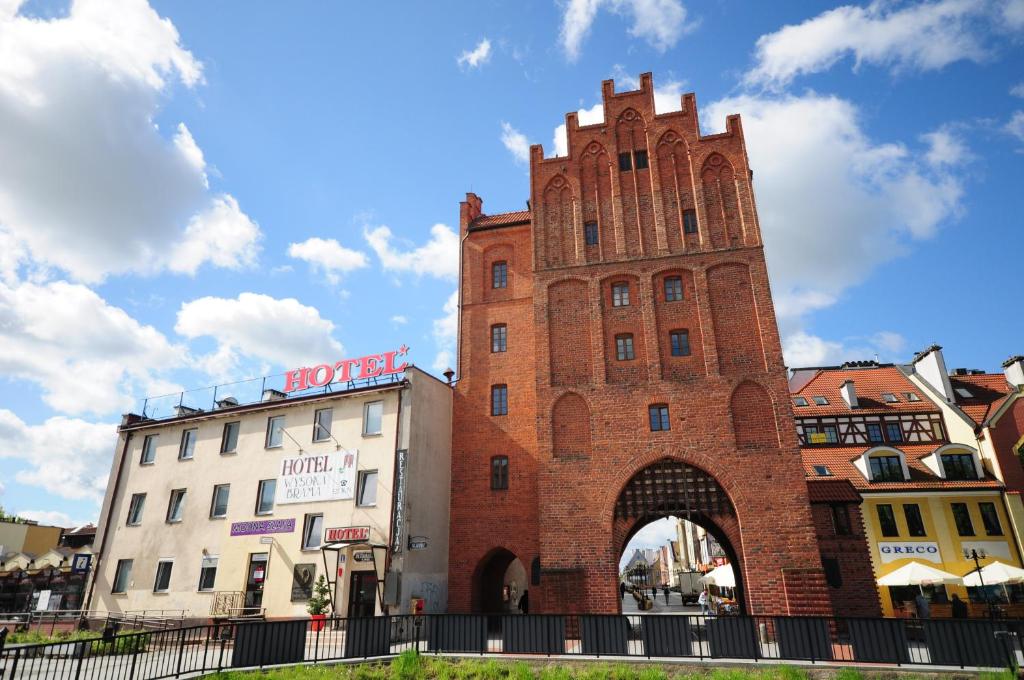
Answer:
[
  {"left": 347, "top": 571, "right": 377, "bottom": 618},
  {"left": 244, "top": 553, "right": 269, "bottom": 614}
]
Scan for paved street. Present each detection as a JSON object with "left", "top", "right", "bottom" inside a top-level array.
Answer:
[{"left": 620, "top": 590, "right": 701, "bottom": 615}]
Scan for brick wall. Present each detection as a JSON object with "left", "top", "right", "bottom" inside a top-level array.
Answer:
[{"left": 810, "top": 502, "right": 882, "bottom": 617}]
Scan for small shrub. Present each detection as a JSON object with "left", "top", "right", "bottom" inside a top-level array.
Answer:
[{"left": 390, "top": 650, "right": 423, "bottom": 680}]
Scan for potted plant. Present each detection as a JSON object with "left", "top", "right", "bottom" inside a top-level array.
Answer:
[{"left": 307, "top": 574, "right": 331, "bottom": 631}]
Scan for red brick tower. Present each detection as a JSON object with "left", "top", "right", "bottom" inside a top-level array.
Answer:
[{"left": 449, "top": 74, "right": 831, "bottom": 616}]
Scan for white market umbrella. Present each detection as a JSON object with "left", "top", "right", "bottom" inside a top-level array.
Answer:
[
  {"left": 962, "top": 561, "right": 1024, "bottom": 587},
  {"left": 701, "top": 563, "right": 735, "bottom": 588},
  {"left": 877, "top": 561, "right": 963, "bottom": 594}
]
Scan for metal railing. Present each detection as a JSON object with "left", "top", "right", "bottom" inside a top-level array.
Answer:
[{"left": 1, "top": 612, "right": 1022, "bottom": 680}]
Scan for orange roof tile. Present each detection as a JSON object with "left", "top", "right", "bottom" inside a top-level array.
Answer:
[
  {"left": 806, "top": 478, "right": 861, "bottom": 503},
  {"left": 949, "top": 374, "right": 1012, "bottom": 426},
  {"left": 791, "top": 366, "right": 935, "bottom": 416},
  {"left": 470, "top": 210, "right": 531, "bottom": 229}
]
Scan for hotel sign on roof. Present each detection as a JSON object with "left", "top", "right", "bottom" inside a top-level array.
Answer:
[{"left": 284, "top": 346, "right": 409, "bottom": 393}]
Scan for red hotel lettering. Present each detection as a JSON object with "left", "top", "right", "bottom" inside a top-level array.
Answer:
[
  {"left": 308, "top": 364, "right": 334, "bottom": 388},
  {"left": 284, "top": 367, "right": 309, "bottom": 392},
  {"left": 382, "top": 350, "right": 408, "bottom": 375},
  {"left": 358, "top": 355, "right": 382, "bottom": 379},
  {"left": 284, "top": 347, "right": 409, "bottom": 393}
]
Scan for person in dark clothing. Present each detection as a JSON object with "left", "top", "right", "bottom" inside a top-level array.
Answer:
[
  {"left": 518, "top": 590, "right": 529, "bottom": 615},
  {"left": 951, "top": 594, "right": 968, "bottom": 619},
  {"left": 620, "top": 582, "right": 626, "bottom": 600},
  {"left": 662, "top": 586, "right": 670, "bottom": 604},
  {"left": 914, "top": 592, "right": 930, "bottom": 619}
]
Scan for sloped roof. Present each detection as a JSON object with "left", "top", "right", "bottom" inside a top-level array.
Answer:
[
  {"left": 469, "top": 210, "right": 531, "bottom": 229},
  {"left": 791, "top": 366, "right": 935, "bottom": 416},
  {"left": 949, "top": 374, "right": 1013, "bottom": 426},
  {"left": 806, "top": 478, "right": 861, "bottom": 503}
]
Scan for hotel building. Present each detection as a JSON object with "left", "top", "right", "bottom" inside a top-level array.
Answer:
[{"left": 90, "top": 363, "right": 451, "bottom": 621}]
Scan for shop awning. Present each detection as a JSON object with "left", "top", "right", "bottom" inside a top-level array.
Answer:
[
  {"left": 877, "top": 561, "right": 963, "bottom": 587},
  {"left": 700, "top": 563, "right": 735, "bottom": 588},
  {"left": 962, "top": 561, "right": 1024, "bottom": 587}
]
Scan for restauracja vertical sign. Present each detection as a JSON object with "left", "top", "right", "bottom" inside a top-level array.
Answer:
[{"left": 275, "top": 450, "right": 358, "bottom": 504}]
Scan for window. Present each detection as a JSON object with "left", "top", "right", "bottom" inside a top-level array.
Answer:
[
  {"left": 951, "top": 503, "right": 975, "bottom": 536},
  {"left": 904, "top": 392, "right": 921, "bottom": 402},
  {"left": 618, "top": 152, "right": 632, "bottom": 171},
  {"left": 683, "top": 209, "right": 698, "bottom": 234},
  {"left": 955, "top": 387, "right": 974, "bottom": 399},
  {"left": 491, "top": 385, "right": 508, "bottom": 416},
  {"left": 980, "top": 502, "right": 1003, "bottom": 536},
  {"left": 210, "top": 484, "right": 230, "bottom": 519},
  {"left": 813, "top": 465, "right": 831, "bottom": 476},
  {"left": 179, "top": 428, "right": 197, "bottom": 460},
  {"left": 266, "top": 416, "right": 285, "bottom": 448},
  {"left": 877, "top": 504, "right": 899, "bottom": 537},
  {"left": 664, "top": 277, "right": 683, "bottom": 302},
  {"left": 363, "top": 401, "right": 383, "bottom": 435},
  {"left": 822, "top": 425, "right": 839, "bottom": 444},
  {"left": 649, "top": 404, "right": 670, "bottom": 432},
  {"left": 941, "top": 453, "right": 977, "bottom": 480},
  {"left": 302, "top": 514, "right": 324, "bottom": 550},
  {"left": 198, "top": 556, "right": 218, "bottom": 592},
  {"left": 256, "top": 479, "right": 276, "bottom": 515},
  {"left": 869, "top": 456, "right": 904, "bottom": 482},
  {"left": 126, "top": 493, "right": 146, "bottom": 526},
  {"left": 220, "top": 422, "right": 239, "bottom": 454},
  {"left": 492, "top": 261, "right": 508, "bottom": 289},
  {"left": 670, "top": 330, "right": 691, "bottom": 357},
  {"left": 357, "top": 471, "right": 378, "bottom": 507},
  {"left": 831, "top": 504, "right": 852, "bottom": 536},
  {"left": 584, "top": 221, "right": 599, "bottom": 246},
  {"left": 166, "top": 489, "right": 186, "bottom": 523},
  {"left": 794, "top": 396, "right": 809, "bottom": 407},
  {"left": 866, "top": 423, "right": 884, "bottom": 444},
  {"left": 615, "top": 334, "right": 635, "bottom": 361},
  {"left": 932, "top": 421, "right": 944, "bottom": 440},
  {"left": 882, "top": 393, "right": 898, "bottom": 403},
  {"left": 904, "top": 504, "right": 926, "bottom": 537},
  {"left": 140, "top": 434, "right": 158, "bottom": 464},
  {"left": 823, "top": 557, "right": 843, "bottom": 589},
  {"left": 153, "top": 560, "right": 173, "bottom": 593},
  {"left": 491, "top": 324, "right": 507, "bottom": 353},
  {"left": 491, "top": 456, "right": 509, "bottom": 490},
  {"left": 634, "top": 149, "right": 649, "bottom": 169},
  {"left": 813, "top": 396, "right": 828, "bottom": 406},
  {"left": 313, "top": 408, "right": 332, "bottom": 442},
  {"left": 112, "top": 559, "right": 133, "bottom": 594},
  {"left": 611, "top": 282, "right": 630, "bottom": 307},
  {"left": 885, "top": 422, "right": 903, "bottom": 443}
]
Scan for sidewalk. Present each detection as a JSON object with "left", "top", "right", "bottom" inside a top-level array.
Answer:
[{"left": 621, "top": 592, "right": 701, "bottom": 615}]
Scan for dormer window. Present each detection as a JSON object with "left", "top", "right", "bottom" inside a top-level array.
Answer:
[
  {"left": 955, "top": 387, "right": 974, "bottom": 399},
  {"left": 813, "top": 465, "right": 831, "bottom": 476},
  {"left": 882, "top": 393, "right": 898, "bottom": 403},
  {"left": 793, "top": 396, "right": 808, "bottom": 407},
  {"left": 941, "top": 453, "right": 978, "bottom": 480},
  {"left": 904, "top": 392, "right": 921, "bottom": 402},
  {"left": 870, "top": 455, "right": 904, "bottom": 482},
  {"left": 812, "top": 396, "right": 828, "bottom": 406}
]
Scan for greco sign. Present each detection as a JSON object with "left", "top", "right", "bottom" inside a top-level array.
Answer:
[
  {"left": 878, "top": 541, "right": 941, "bottom": 564},
  {"left": 325, "top": 526, "right": 370, "bottom": 543}
]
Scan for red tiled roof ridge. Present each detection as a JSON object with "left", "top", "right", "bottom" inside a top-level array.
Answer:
[{"left": 470, "top": 209, "right": 531, "bottom": 227}]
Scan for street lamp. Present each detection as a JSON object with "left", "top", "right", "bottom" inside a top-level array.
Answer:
[{"left": 964, "top": 548, "right": 995, "bottom": 619}]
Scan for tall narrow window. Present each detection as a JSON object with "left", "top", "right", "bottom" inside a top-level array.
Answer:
[
  {"left": 682, "top": 210, "right": 698, "bottom": 234},
  {"left": 618, "top": 152, "right": 632, "bottom": 171},
  {"left": 357, "top": 471, "right": 378, "bottom": 507},
  {"left": 831, "top": 504, "right": 852, "bottom": 535},
  {"left": 670, "top": 330, "right": 691, "bottom": 357},
  {"left": 491, "top": 456, "right": 509, "bottom": 490},
  {"left": 979, "top": 502, "right": 1003, "bottom": 536},
  {"left": 363, "top": 401, "right": 383, "bottom": 436},
  {"left": 634, "top": 149, "right": 648, "bottom": 169},
  {"left": 885, "top": 422, "right": 903, "bottom": 443},
  {"left": 584, "top": 221, "right": 599, "bottom": 246},
  {"left": 112, "top": 559, "right": 133, "bottom": 594},
  {"left": 178, "top": 429, "right": 197, "bottom": 460},
  {"left": 904, "top": 504, "right": 926, "bottom": 537},
  {"left": 491, "top": 324, "right": 507, "bottom": 353},
  {"left": 140, "top": 434, "right": 158, "bottom": 464},
  {"left": 615, "top": 334, "right": 635, "bottom": 361},
  {"left": 198, "top": 557, "right": 218, "bottom": 592},
  {"left": 866, "top": 423, "right": 884, "bottom": 444},
  {"left": 126, "top": 493, "right": 146, "bottom": 526},
  {"left": 649, "top": 404, "right": 670, "bottom": 432},
  {"left": 951, "top": 503, "right": 975, "bottom": 536},
  {"left": 166, "top": 489, "right": 186, "bottom": 523},
  {"left": 611, "top": 282, "right": 630, "bottom": 307},
  {"left": 266, "top": 416, "right": 285, "bottom": 448},
  {"left": 153, "top": 560, "right": 173, "bottom": 593},
  {"left": 823, "top": 425, "right": 839, "bottom": 444},
  {"left": 877, "top": 504, "right": 899, "bottom": 537},
  {"left": 491, "top": 384, "right": 508, "bottom": 416},
  {"left": 220, "top": 422, "right": 239, "bottom": 454},
  {"left": 256, "top": 479, "right": 276, "bottom": 515},
  {"left": 210, "top": 484, "right": 230, "bottom": 519},
  {"left": 302, "top": 514, "right": 324, "bottom": 550},
  {"left": 664, "top": 277, "right": 683, "bottom": 302},
  {"left": 313, "top": 408, "right": 333, "bottom": 442},
  {"left": 492, "top": 261, "right": 508, "bottom": 289}
]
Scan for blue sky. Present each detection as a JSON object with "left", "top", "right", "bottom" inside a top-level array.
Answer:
[{"left": 0, "top": 0, "right": 1022, "bottom": 529}]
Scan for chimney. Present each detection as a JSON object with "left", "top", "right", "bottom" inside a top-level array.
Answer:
[
  {"left": 262, "top": 389, "right": 286, "bottom": 402},
  {"left": 912, "top": 344, "right": 955, "bottom": 404},
  {"left": 840, "top": 380, "right": 858, "bottom": 408},
  {"left": 1004, "top": 355, "right": 1024, "bottom": 388}
]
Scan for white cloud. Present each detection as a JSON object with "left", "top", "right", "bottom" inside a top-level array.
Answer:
[
  {"left": 168, "top": 194, "right": 261, "bottom": 275},
  {"left": 1003, "top": 0, "right": 1024, "bottom": 28},
  {"left": 0, "top": 0, "right": 260, "bottom": 282},
  {"left": 0, "top": 279, "right": 185, "bottom": 415},
  {"left": 432, "top": 290, "right": 459, "bottom": 373},
  {"left": 0, "top": 409, "right": 116, "bottom": 505},
  {"left": 745, "top": 0, "right": 991, "bottom": 89},
  {"left": 364, "top": 223, "right": 459, "bottom": 280},
  {"left": 391, "top": 315, "right": 408, "bottom": 325},
  {"left": 287, "top": 237, "right": 369, "bottom": 285},
  {"left": 560, "top": 0, "right": 695, "bottom": 61},
  {"left": 175, "top": 293, "right": 344, "bottom": 379},
  {"left": 783, "top": 330, "right": 908, "bottom": 368},
  {"left": 457, "top": 38, "right": 492, "bottom": 69},
  {"left": 1012, "top": 82, "right": 1024, "bottom": 98},
  {"left": 16, "top": 509, "right": 89, "bottom": 528},
  {"left": 1007, "top": 111, "right": 1024, "bottom": 143},
  {"left": 922, "top": 127, "right": 970, "bottom": 167},
  {"left": 500, "top": 122, "right": 531, "bottom": 164},
  {"left": 552, "top": 103, "right": 603, "bottom": 157}
]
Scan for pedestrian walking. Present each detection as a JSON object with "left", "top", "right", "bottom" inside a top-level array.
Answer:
[
  {"left": 620, "top": 582, "right": 626, "bottom": 600},
  {"left": 914, "top": 592, "right": 930, "bottom": 619},
  {"left": 662, "top": 586, "right": 670, "bottom": 604},
  {"left": 951, "top": 594, "right": 967, "bottom": 619},
  {"left": 518, "top": 589, "right": 529, "bottom": 615},
  {"left": 698, "top": 589, "right": 710, "bottom": 616}
]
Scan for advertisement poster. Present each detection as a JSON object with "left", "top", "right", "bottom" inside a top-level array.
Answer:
[{"left": 276, "top": 449, "right": 357, "bottom": 505}]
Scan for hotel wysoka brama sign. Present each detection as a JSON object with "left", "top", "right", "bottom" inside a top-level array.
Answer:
[{"left": 276, "top": 450, "right": 358, "bottom": 504}]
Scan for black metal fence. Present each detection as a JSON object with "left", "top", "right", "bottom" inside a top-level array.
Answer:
[{"left": 2, "top": 613, "right": 1022, "bottom": 680}]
